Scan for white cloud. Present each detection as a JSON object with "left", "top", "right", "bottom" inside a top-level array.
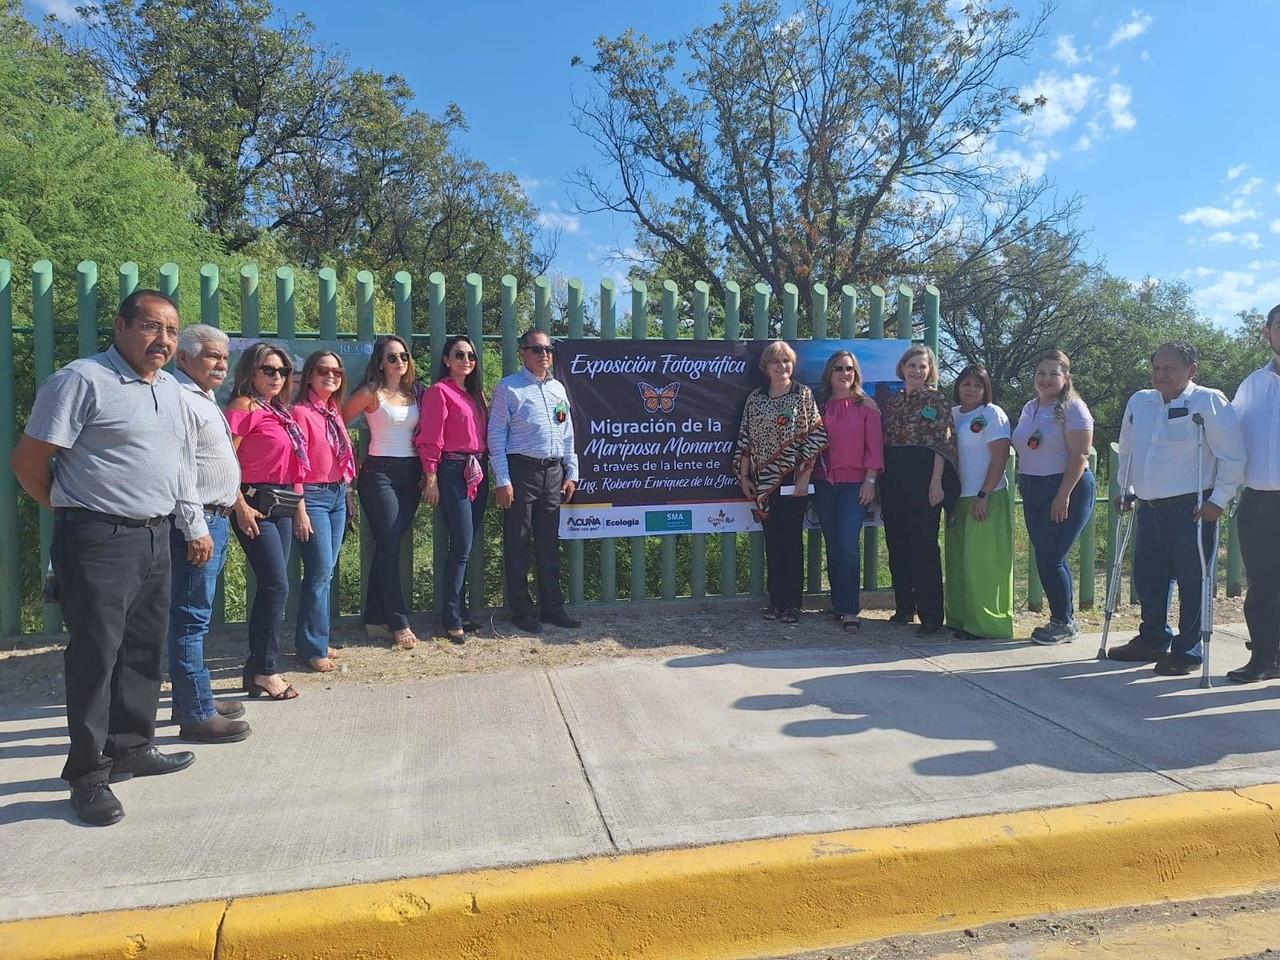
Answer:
[
  {"left": 1108, "top": 10, "right": 1153, "bottom": 47},
  {"left": 1053, "top": 35, "right": 1084, "bottom": 66},
  {"left": 517, "top": 175, "right": 544, "bottom": 194},
  {"left": 1225, "top": 163, "right": 1250, "bottom": 181},
  {"left": 1178, "top": 200, "right": 1259, "bottom": 228},
  {"left": 1190, "top": 268, "right": 1280, "bottom": 323},
  {"left": 1072, "top": 133, "right": 1093, "bottom": 152},
  {"left": 1238, "top": 176, "right": 1266, "bottom": 196},
  {"left": 536, "top": 203, "right": 581, "bottom": 234},
  {"left": 1271, "top": 219, "right": 1280, "bottom": 235},
  {"left": 1019, "top": 72, "right": 1096, "bottom": 138},
  {"left": 1139, "top": 50, "right": 1151, "bottom": 63},
  {"left": 994, "top": 148, "right": 1055, "bottom": 181},
  {"left": 1248, "top": 260, "right": 1280, "bottom": 271},
  {"left": 1106, "top": 84, "right": 1136, "bottom": 131},
  {"left": 1207, "top": 231, "right": 1261, "bottom": 249}
]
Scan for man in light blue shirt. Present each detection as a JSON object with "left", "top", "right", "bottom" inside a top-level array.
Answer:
[{"left": 488, "top": 329, "right": 580, "bottom": 633}]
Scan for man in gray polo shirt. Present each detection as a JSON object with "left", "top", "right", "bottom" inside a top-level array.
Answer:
[{"left": 11, "top": 290, "right": 209, "bottom": 826}]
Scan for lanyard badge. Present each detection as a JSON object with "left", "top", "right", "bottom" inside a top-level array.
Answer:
[{"left": 553, "top": 399, "right": 569, "bottom": 424}]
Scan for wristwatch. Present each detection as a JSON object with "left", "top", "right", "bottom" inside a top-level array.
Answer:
[{"left": 976, "top": 490, "right": 987, "bottom": 499}]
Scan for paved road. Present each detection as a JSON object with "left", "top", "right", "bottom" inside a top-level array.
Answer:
[{"left": 2, "top": 622, "right": 1276, "bottom": 922}]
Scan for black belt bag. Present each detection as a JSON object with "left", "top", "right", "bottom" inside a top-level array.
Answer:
[{"left": 243, "top": 484, "right": 302, "bottom": 519}]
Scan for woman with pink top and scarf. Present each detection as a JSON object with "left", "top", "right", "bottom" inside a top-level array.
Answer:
[
  {"left": 226, "top": 343, "right": 309, "bottom": 701},
  {"left": 418, "top": 335, "right": 489, "bottom": 643},
  {"left": 292, "top": 350, "right": 357, "bottom": 672},
  {"left": 813, "top": 350, "right": 884, "bottom": 634}
]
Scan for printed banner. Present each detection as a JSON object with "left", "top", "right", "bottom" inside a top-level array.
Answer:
[{"left": 557, "top": 338, "right": 907, "bottom": 539}]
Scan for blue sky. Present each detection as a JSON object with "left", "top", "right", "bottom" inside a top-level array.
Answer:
[{"left": 25, "top": 0, "right": 1280, "bottom": 326}]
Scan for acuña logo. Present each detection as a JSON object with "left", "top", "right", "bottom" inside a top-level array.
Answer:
[
  {"left": 637, "top": 381, "right": 680, "bottom": 414},
  {"left": 705, "top": 508, "right": 736, "bottom": 529},
  {"left": 566, "top": 515, "right": 602, "bottom": 529}
]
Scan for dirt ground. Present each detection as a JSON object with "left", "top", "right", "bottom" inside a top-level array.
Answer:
[{"left": 0, "top": 592, "right": 1247, "bottom": 709}]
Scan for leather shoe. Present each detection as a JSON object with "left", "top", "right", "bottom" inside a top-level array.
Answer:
[
  {"left": 511, "top": 613, "right": 542, "bottom": 634},
  {"left": 916, "top": 622, "right": 943, "bottom": 636},
  {"left": 1106, "top": 637, "right": 1166, "bottom": 663},
  {"left": 1227, "top": 658, "right": 1280, "bottom": 684},
  {"left": 541, "top": 610, "right": 582, "bottom": 629},
  {"left": 169, "top": 699, "right": 245, "bottom": 726},
  {"left": 109, "top": 746, "right": 195, "bottom": 782},
  {"left": 1154, "top": 652, "right": 1202, "bottom": 676},
  {"left": 178, "top": 714, "right": 252, "bottom": 744},
  {"left": 70, "top": 782, "right": 124, "bottom": 826}
]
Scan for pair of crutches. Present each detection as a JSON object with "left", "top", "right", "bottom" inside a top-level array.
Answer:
[{"left": 1097, "top": 412, "right": 1219, "bottom": 688}]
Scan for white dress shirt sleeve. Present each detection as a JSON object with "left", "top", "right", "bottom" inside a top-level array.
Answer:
[{"left": 1202, "top": 390, "right": 1245, "bottom": 508}]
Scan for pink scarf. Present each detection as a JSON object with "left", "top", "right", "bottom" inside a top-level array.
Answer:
[{"left": 304, "top": 396, "right": 357, "bottom": 483}]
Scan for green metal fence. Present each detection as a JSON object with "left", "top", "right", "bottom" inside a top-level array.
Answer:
[{"left": 0, "top": 258, "right": 1243, "bottom": 637}]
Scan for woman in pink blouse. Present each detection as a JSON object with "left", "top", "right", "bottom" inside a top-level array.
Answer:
[
  {"left": 292, "top": 351, "right": 357, "bottom": 672},
  {"left": 226, "top": 343, "right": 309, "bottom": 701},
  {"left": 813, "top": 350, "right": 884, "bottom": 634},
  {"left": 419, "top": 335, "right": 489, "bottom": 642}
]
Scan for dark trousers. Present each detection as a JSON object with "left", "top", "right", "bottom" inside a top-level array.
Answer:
[
  {"left": 438, "top": 460, "right": 488, "bottom": 630},
  {"left": 232, "top": 505, "right": 292, "bottom": 676},
  {"left": 53, "top": 511, "right": 171, "bottom": 787},
  {"left": 503, "top": 455, "right": 566, "bottom": 618},
  {"left": 1018, "top": 471, "right": 1096, "bottom": 624},
  {"left": 1239, "top": 488, "right": 1280, "bottom": 661},
  {"left": 881, "top": 445, "right": 945, "bottom": 626},
  {"left": 1133, "top": 493, "right": 1217, "bottom": 657},
  {"left": 762, "top": 490, "right": 807, "bottom": 611},
  {"left": 357, "top": 456, "right": 422, "bottom": 632}
]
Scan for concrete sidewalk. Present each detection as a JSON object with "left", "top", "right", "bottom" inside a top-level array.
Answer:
[{"left": 1, "top": 621, "right": 1276, "bottom": 924}]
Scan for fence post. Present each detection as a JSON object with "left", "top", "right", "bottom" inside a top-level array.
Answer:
[
  {"left": 200, "top": 264, "right": 220, "bottom": 329},
  {"left": 500, "top": 275, "right": 519, "bottom": 374},
  {"left": 159, "top": 262, "right": 180, "bottom": 308},
  {"left": 659, "top": 280, "right": 680, "bottom": 601},
  {"left": 630, "top": 281, "right": 648, "bottom": 601},
  {"left": 781, "top": 282, "right": 798, "bottom": 339},
  {"left": 276, "top": 267, "right": 295, "bottom": 340},
  {"left": 318, "top": 267, "right": 337, "bottom": 340},
  {"left": 811, "top": 283, "right": 828, "bottom": 340},
  {"left": 923, "top": 284, "right": 940, "bottom": 355},
  {"left": 690, "top": 280, "right": 710, "bottom": 601},
  {"left": 566, "top": 277, "right": 586, "bottom": 607},
  {"left": 1079, "top": 448, "right": 1098, "bottom": 608},
  {"left": 77, "top": 261, "right": 98, "bottom": 358},
  {"left": 807, "top": 283, "right": 828, "bottom": 597},
  {"left": 721, "top": 280, "right": 741, "bottom": 598},
  {"left": 598, "top": 278, "right": 618, "bottom": 603},
  {"left": 355, "top": 270, "right": 375, "bottom": 610},
  {"left": 868, "top": 284, "right": 885, "bottom": 339},
  {"left": 32, "top": 260, "right": 60, "bottom": 633},
  {"left": 534, "top": 276, "right": 551, "bottom": 332},
  {"left": 119, "top": 262, "right": 139, "bottom": 304},
  {"left": 749, "top": 282, "right": 770, "bottom": 598},
  {"left": 895, "top": 284, "right": 913, "bottom": 340},
  {"left": 839, "top": 285, "right": 856, "bottom": 340},
  {"left": 240, "top": 265, "right": 260, "bottom": 338},
  {"left": 864, "top": 284, "right": 885, "bottom": 591},
  {"left": 0, "top": 260, "right": 17, "bottom": 635}
]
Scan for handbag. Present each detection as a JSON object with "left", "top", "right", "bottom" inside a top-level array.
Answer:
[{"left": 246, "top": 485, "right": 303, "bottom": 519}]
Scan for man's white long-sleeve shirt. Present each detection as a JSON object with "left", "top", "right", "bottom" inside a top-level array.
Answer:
[
  {"left": 1232, "top": 360, "right": 1280, "bottom": 492},
  {"left": 1117, "top": 382, "right": 1245, "bottom": 508}
]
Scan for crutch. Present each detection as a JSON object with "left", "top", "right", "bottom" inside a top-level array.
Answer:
[
  {"left": 1193, "top": 412, "right": 1222, "bottom": 689},
  {"left": 1098, "top": 421, "right": 1137, "bottom": 660}
]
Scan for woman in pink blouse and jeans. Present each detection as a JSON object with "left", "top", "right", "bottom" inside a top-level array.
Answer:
[
  {"left": 418, "top": 335, "right": 489, "bottom": 643},
  {"left": 226, "top": 343, "right": 309, "bottom": 701},
  {"left": 813, "top": 351, "right": 884, "bottom": 634}
]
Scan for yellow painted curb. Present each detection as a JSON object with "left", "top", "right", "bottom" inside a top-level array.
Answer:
[{"left": 5, "top": 786, "right": 1280, "bottom": 960}]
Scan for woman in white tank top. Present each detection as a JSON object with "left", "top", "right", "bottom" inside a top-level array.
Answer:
[{"left": 342, "top": 336, "right": 424, "bottom": 649}]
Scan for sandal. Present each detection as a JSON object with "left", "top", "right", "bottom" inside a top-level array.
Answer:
[
  {"left": 841, "top": 617, "right": 861, "bottom": 635},
  {"left": 307, "top": 657, "right": 337, "bottom": 673},
  {"left": 244, "top": 675, "right": 299, "bottom": 700},
  {"left": 761, "top": 606, "right": 779, "bottom": 621},
  {"left": 779, "top": 609, "right": 799, "bottom": 624},
  {"left": 393, "top": 628, "right": 418, "bottom": 650}
]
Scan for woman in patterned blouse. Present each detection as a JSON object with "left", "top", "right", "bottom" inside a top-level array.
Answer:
[
  {"left": 880, "top": 344, "right": 959, "bottom": 635},
  {"left": 734, "top": 341, "right": 827, "bottom": 624}
]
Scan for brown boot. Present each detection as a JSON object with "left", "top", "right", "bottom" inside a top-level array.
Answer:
[
  {"left": 178, "top": 714, "right": 252, "bottom": 744},
  {"left": 168, "top": 698, "right": 245, "bottom": 726}
]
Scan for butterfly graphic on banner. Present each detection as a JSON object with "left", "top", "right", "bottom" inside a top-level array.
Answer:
[{"left": 637, "top": 381, "right": 680, "bottom": 414}]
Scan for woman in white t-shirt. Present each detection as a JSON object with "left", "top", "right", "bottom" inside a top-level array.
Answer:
[{"left": 945, "top": 365, "right": 1013, "bottom": 640}]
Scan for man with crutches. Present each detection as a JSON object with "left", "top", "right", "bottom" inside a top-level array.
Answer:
[
  {"left": 1227, "top": 305, "right": 1280, "bottom": 684},
  {"left": 1106, "top": 342, "right": 1245, "bottom": 677}
]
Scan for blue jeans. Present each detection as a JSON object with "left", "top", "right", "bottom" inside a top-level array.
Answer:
[
  {"left": 814, "top": 480, "right": 867, "bottom": 616},
  {"left": 437, "top": 460, "right": 488, "bottom": 630},
  {"left": 1133, "top": 494, "right": 1216, "bottom": 658},
  {"left": 232, "top": 504, "right": 293, "bottom": 676},
  {"left": 1018, "top": 470, "right": 1096, "bottom": 624},
  {"left": 357, "top": 456, "right": 422, "bottom": 631},
  {"left": 294, "top": 482, "right": 347, "bottom": 661},
  {"left": 168, "top": 514, "right": 231, "bottom": 723}
]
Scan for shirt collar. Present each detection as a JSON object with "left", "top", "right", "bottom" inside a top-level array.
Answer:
[
  {"left": 1162, "top": 381, "right": 1196, "bottom": 405},
  {"left": 105, "top": 345, "right": 156, "bottom": 384},
  {"left": 175, "top": 368, "right": 216, "bottom": 400},
  {"left": 516, "top": 367, "right": 556, "bottom": 386}
]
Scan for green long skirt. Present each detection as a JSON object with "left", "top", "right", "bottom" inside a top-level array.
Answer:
[{"left": 944, "top": 488, "right": 1015, "bottom": 639}]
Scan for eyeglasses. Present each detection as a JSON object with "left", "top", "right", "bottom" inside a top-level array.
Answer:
[
  {"left": 258, "top": 365, "right": 288, "bottom": 379},
  {"left": 383, "top": 352, "right": 411, "bottom": 364},
  {"left": 832, "top": 365, "right": 855, "bottom": 373},
  {"left": 452, "top": 350, "right": 477, "bottom": 361},
  {"left": 314, "top": 366, "right": 343, "bottom": 378},
  {"left": 131, "top": 319, "right": 180, "bottom": 339},
  {"left": 522, "top": 344, "right": 553, "bottom": 356}
]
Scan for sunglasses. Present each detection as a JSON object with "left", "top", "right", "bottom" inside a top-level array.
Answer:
[
  {"left": 452, "top": 350, "right": 477, "bottom": 361},
  {"left": 383, "top": 351, "right": 411, "bottom": 364},
  {"left": 258, "top": 365, "right": 288, "bottom": 379},
  {"left": 522, "top": 344, "right": 553, "bottom": 356},
  {"left": 832, "top": 365, "right": 856, "bottom": 373},
  {"left": 314, "top": 366, "right": 343, "bottom": 378}
]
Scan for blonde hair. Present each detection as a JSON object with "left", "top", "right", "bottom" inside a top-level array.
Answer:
[
  {"left": 758, "top": 339, "right": 797, "bottom": 374},
  {"left": 817, "top": 350, "right": 866, "bottom": 407},
  {"left": 895, "top": 344, "right": 939, "bottom": 386},
  {"left": 1034, "top": 349, "right": 1079, "bottom": 423}
]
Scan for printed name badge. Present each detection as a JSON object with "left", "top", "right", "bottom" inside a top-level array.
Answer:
[{"left": 921, "top": 405, "right": 938, "bottom": 421}]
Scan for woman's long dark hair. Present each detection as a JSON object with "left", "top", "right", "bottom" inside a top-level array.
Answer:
[
  {"left": 435, "top": 335, "right": 488, "bottom": 415},
  {"left": 231, "top": 342, "right": 292, "bottom": 409},
  {"left": 358, "top": 335, "right": 417, "bottom": 395},
  {"left": 817, "top": 350, "right": 866, "bottom": 409}
]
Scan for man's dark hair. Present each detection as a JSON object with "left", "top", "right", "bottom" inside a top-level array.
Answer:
[
  {"left": 517, "top": 328, "right": 551, "bottom": 348},
  {"left": 1267, "top": 304, "right": 1280, "bottom": 328},
  {"left": 1152, "top": 341, "right": 1198, "bottom": 366},
  {"left": 117, "top": 289, "right": 177, "bottom": 322}
]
